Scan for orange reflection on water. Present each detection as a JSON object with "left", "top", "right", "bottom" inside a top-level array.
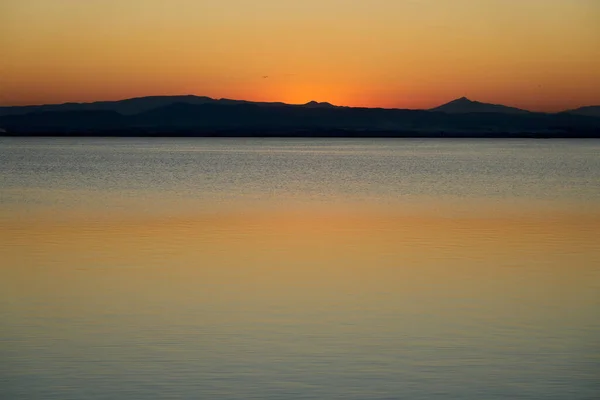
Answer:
[
  {"left": 2, "top": 206, "right": 599, "bottom": 298},
  {"left": 1, "top": 205, "right": 599, "bottom": 366}
]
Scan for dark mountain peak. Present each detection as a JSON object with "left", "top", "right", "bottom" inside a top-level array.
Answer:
[
  {"left": 304, "top": 100, "right": 335, "bottom": 108},
  {"left": 447, "top": 97, "right": 478, "bottom": 105},
  {"left": 431, "top": 97, "right": 528, "bottom": 114}
]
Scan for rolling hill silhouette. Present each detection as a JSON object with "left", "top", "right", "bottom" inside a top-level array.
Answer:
[
  {"left": 0, "top": 95, "right": 294, "bottom": 117},
  {"left": 303, "top": 101, "right": 337, "bottom": 108},
  {"left": 1, "top": 96, "right": 599, "bottom": 137},
  {"left": 429, "top": 97, "right": 529, "bottom": 114},
  {"left": 565, "top": 106, "right": 600, "bottom": 118}
]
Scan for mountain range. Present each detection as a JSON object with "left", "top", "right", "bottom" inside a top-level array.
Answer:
[{"left": 1, "top": 96, "right": 599, "bottom": 137}]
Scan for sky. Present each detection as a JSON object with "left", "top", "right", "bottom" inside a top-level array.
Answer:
[{"left": 1, "top": 0, "right": 599, "bottom": 111}]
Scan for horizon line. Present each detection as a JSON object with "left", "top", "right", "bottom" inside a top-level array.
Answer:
[{"left": 0, "top": 94, "right": 598, "bottom": 113}]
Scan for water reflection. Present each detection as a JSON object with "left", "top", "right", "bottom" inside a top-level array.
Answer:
[
  {"left": 2, "top": 207, "right": 599, "bottom": 397},
  {"left": 1, "top": 139, "right": 599, "bottom": 399}
]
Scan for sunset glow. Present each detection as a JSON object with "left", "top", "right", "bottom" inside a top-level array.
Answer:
[{"left": 2, "top": 0, "right": 599, "bottom": 111}]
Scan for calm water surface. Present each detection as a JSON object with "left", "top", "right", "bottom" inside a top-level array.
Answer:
[{"left": 1, "top": 138, "right": 599, "bottom": 399}]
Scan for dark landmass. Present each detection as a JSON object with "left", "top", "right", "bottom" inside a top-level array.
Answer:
[
  {"left": 565, "top": 106, "right": 600, "bottom": 118},
  {"left": 429, "top": 97, "right": 529, "bottom": 114},
  {"left": 1, "top": 96, "right": 599, "bottom": 138},
  {"left": 0, "top": 96, "right": 294, "bottom": 117}
]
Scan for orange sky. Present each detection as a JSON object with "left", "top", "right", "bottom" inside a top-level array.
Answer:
[{"left": 1, "top": 0, "right": 599, "bottom": 111}]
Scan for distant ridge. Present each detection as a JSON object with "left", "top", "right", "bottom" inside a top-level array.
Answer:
[
  {"left": 0, "top": 96, "right": 327, "bottom": 117},
  {"left": 1, "top": 95, "right": 599, "bottom": 137},
  {"left": 1, "top": 94, "right": 598, "bottom": 117},
  {"left": 565, "top": 105, "right": 600, "bottom": 118},
  {"left": 430, "top": 97, "right": 529, "bottom": 114}
]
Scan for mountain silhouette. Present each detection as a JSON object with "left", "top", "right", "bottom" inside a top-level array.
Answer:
[
  {"left": 1, "top": 95, "right": 599, "bottom": 137},
  {"left": 565, "top": 106, "right": 600, "bottom": 118},
  {"left": 304, "top": 101, "right": 337, "bottom": 108},
  {"left": 0, "top": 95, "right": 215, "bottom": 117},
  {"left": 0, "top": 95, "right": 292, "bottom": 117},
  {"left": 430, "top": 97, "right": 529, "bottom": 114}
]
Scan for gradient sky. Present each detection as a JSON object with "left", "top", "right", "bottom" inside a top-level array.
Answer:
[{"left": 1, "top": 0, "right": 599, "bottom": 111}]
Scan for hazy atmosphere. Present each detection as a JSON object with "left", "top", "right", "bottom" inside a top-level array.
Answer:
[{"left": 2, "top": 0, "right": 599, "bottom": 110}]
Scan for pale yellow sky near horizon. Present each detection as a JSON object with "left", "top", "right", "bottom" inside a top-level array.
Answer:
[{"left": 1, "top": 0, "right": 599, "bottom": 110}]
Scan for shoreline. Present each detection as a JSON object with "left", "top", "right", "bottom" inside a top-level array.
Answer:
[{"left": 3, "top": 130, "right": 600, "bottom": 139}]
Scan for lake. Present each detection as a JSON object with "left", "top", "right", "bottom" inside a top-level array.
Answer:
[{"left": 1, "top": 138, "right": 599, "bottom": 399}]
